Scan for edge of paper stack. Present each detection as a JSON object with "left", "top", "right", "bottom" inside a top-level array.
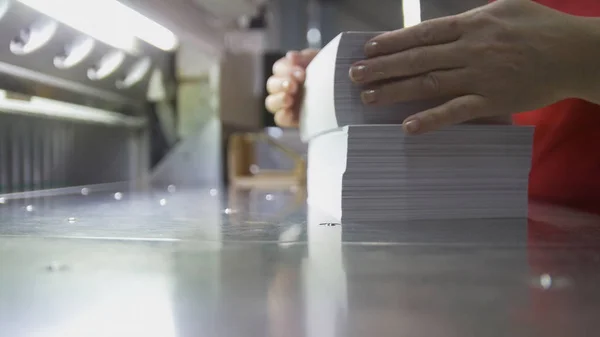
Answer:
[{"left": 301, "top": 31, "right": 534, "bottom": 224}]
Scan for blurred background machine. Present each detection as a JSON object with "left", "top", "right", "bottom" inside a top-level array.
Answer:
[{"left": 0, "top": 0, "right": 488, "bottom": 195}]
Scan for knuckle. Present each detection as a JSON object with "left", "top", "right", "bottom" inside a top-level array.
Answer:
[
  {"left": 417, "top": 24, "right": 435, "bottom": 44},
  {"left": 366, "top": 59, "right": 387, "bottom": 81},
  {"left": 426, "top": 109, "right": 447, "bottom": 129},
  {"left": 471, "top": 41, "right": 495, "bottom": 58},
  {"left": 265, "top": 95, "right": 279, "bottom": 112},
  {"left": 453, "top": 98, "right": 481, "bottom": 123},
  {"left": 446, "top": 17, "right": 461, "bottom": 34},
  {"left": 469, "top": 11, "right": 497, "bottom": 27},
  {"left": 405, "top": 49, "right": 426, "bottom": 72},
  {"left": 453, "top": 100, "right": 473, "bottom": 121},
  {"left": 272, "top": 58, "right": 287, "bottom": 74},
  {"left": 271, "top": 61, "right": 280, "bottom": 74},
  {"left": 422, "top": 72, "right": 441, "bottom": 95},
  {"left": 265, "top": 98, "right": 273, "bottom": 112},
  {"left": 266, "top": 77, "right": 276, "bottom": 91},
  {"left": 490, "top": 24, "right": 516, "bottom": 44}
]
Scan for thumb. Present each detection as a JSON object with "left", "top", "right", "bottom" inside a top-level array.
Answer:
[{"left": 402, "top": 95, "right": 487, "bottom": 135}]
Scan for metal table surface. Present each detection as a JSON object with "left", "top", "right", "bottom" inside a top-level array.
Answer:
[{"left": 1, "top": 186, "right": 599, "bottom": 337}]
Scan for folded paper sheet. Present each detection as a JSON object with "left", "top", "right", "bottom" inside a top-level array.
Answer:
[{"left": 300, "top": 31, "right": 443, "bottom": 142}]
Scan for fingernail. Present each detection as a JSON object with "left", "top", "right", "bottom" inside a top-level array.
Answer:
[
  {"left": 404, "top": 119, "right": 420, "bottom": 133},
  {"left": 364, "top": 41, "right": 378, "bottom": 56},
  {"left": 293, "top": 70, "right": 303, "bottom": 80},
  {"left": 361, "top": 89, "right": 377, "bottom": 104},
  {"left": 349, "top": 65, "right": 367, "bottom": 81},
  {"left": 286, "top": 51, "right": 297, "bottom": 60}
]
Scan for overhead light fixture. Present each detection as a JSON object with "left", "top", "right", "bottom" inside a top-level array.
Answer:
[
  {"left": 402, "top": 0, "right": 421, "bottom": 28},
  {"left": 17, "top": 0, "right": 178, "bottom": 53}
]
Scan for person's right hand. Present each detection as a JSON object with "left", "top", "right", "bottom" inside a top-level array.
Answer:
[{"left": 265, "top": 49, "right": 319, "bottom": 127}]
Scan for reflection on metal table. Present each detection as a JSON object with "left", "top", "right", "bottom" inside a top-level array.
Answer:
[{"left": 1, "top": 186, "right": 600, "bottom": 337}]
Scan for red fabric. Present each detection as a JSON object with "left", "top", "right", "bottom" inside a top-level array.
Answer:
[
  {"left": 510, "top": 0, "right": 600, "bottom": 214},
  {"left": 487, "top": 2, "right": 600, "bottom": 329}
]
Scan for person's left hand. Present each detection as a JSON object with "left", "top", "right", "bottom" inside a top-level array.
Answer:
[{"left": 348, "top": 0, "right": 592, "bottom": 134}]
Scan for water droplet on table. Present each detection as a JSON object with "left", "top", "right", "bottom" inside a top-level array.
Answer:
[
  {"left": 540, "top": 273, "right": 552, "bottom": 290},
  {"left": 46, "top": 261, "right": 69, "bottom": 272},
  {"left": 223, "top": 208, "right": 237, "bottom": 215}
]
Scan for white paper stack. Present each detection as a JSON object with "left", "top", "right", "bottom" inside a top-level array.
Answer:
[
  {"left": 307, "top": 125, "right": 533, "bottom": 222},
  {"left": 301, "top": 31, "right": 534, "bottom": 223}
]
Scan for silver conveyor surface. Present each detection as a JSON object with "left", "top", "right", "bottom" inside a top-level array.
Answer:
[{"left": 1, "top": 187, "right": 599, "bottom": 337}]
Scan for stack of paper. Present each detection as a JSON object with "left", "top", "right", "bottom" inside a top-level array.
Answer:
[
  {"left": 307, "top": 125, "right": 533, "bottom": 222},
  {"left": 300, "top": 31, "right": 534, "bottom": 222}
]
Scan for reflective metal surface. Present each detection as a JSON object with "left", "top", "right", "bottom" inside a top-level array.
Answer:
[
  {"left": 1, "top": 187, "right": 600, "bottom": 337},
  {"left": 0, "top": 113, "right": 148, "bottom": 194}
]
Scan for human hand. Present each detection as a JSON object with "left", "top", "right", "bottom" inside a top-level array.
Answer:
[
  {"left": 349, "top": 0, "right": 590, "bottom": 134},
  {"left": 265, "top": 49, "right": 319, "bottom": 127}
]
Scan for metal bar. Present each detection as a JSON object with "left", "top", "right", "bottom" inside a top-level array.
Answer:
[
  {"left": 0, "top": 95, "right": 147, "bottom": 128},
  {"left": 0, "top": 61, "right": 142, "bottom": 108}
]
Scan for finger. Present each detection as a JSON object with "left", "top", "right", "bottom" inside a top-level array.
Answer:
[
  {"left": 350, "top": 43, "right": 466, "bottom": 84},
  {"left": 265, "top": 92, "right": 294, "bottom": 114},
  {"left": 273, "top": 58, "right": 306, "bottom": 81},
  {"left": 272, "top": 58, "right": 292, "bottom": 76},
  {"left": 274, "top": 52, "right": 312, "bottom": 82},
  {"left": 287, "top": 49, "right": 320, "bottom": 68},
  {"left": 402, "top": 95, "right": 487, "bottom": 135},
  {"left": 360, "top": 69, "right": 468, "bottom": 105},
  {"left": 267, "top": 76, "right": 298, "bottom": 95},
  {"left": 365, "top": 16, "right": 463, "bottom": 57},
  {"left": 274, "top": 109, "right": 298, "bottom": 127}
]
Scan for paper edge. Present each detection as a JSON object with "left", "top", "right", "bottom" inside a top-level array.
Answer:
[
  {"left": 300, "top": 33, "right": 342, "bottom": 143},
  {"left": 307, "top": 127, "right": 349, "bottom": 220}
]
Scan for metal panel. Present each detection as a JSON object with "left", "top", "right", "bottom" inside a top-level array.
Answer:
[{"left": 0, "top": 113, "right": 147, "bottom": 194}]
